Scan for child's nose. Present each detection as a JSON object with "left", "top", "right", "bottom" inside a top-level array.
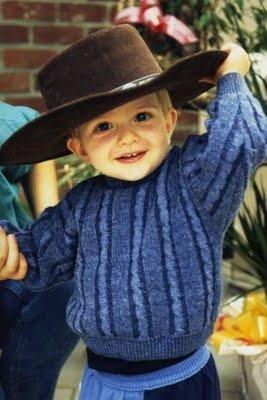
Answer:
[{"left": 117, "top": 127, "right": 139, "bottom": 146}]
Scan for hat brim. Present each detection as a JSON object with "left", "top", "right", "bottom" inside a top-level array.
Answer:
[{"left": 0, "top": 50, "right": 227, "bottom": 165}]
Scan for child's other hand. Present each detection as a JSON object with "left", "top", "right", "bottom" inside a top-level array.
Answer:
[
  {"left": 0, "top": 227, "right": 28, "bottom": 280},
  {"left": 199, "top": 43, "right": 251, "bottom": 84}
]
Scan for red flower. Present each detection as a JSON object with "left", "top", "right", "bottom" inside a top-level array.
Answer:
[{"left": 114, "top": 0, "right": 198, "bottom": 45}]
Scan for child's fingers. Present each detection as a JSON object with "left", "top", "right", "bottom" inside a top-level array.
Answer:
[
  {"left": 216, "top": 43, "right": 251, "bottom": 79},
  {"left": 0, "top": 230, "right": 28, "bottom": 281},
  {"left": 0, "top": 227, "right": 9, "bottom": 271},
  {"left": 199, "top": 43, "right": 250, "bottom": 84},
  {"left": 220, "top": 42, "right": 237, "bottom": 53},
  {"left": 0, "top": 234, "right": 20, "bottom": 280},
  {"left": 11, "top": 253, "right": 28, "bottom": 280},
  {"left": 198, "top": 44, "right": 235, "bottom": 84}
]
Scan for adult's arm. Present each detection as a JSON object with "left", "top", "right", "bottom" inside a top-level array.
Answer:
[{"left": 22, "top": 160, "right": 59, "bottom": 217}]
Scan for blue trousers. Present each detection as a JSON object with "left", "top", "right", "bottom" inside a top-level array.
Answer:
[
  {"left": 80, "top": 352, "right": 221, "bottom": 400},
  {"left": 0, "top": 281, "right": 79, "bottom": 400}
]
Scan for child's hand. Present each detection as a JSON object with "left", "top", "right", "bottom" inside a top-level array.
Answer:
[
  {"left": 199, "top": 43, "right": 251, "bottom": 84},
  {"left": 0, "top": 227, "right": 28, "bottom": 280}
]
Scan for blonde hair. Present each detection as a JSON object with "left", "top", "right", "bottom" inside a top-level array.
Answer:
[
  {"left": 155, "top": 89, "right": 173, "bottom": 116},
  {"left": 155, "top": 89, "right": 180, "bottom": 127}
]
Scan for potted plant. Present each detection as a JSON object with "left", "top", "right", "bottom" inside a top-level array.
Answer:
[
  {"left": 211, "top": 166, "right": 267, "bottom": 400},
  {"left": 224, "top": 167, "right": 267, "bottom": 297}
]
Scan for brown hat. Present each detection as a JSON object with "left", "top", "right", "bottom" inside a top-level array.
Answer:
[{"left": 0, "top": 24, "right": 227, "bottom": 165}]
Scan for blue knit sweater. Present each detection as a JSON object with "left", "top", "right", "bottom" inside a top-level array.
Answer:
[{"left": 1, "top": 73, "right": 266, "bottom": 361}]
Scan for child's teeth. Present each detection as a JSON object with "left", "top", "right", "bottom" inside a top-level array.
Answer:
[{"left": 123, "top": 152, "right": 138, "bottom": 158}]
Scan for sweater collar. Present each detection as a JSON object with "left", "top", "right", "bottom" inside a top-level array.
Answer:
[{"left": 101, "top": 147, "right": 174, "bottom": 189}]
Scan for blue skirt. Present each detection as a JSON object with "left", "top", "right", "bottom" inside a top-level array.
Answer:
[{"left": 79, "top": 348, "right": 221, "bottom": 399}]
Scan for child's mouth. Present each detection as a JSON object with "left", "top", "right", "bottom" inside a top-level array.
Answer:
[{"left": 116, "top": 151, "right": 146, "bottom": 163}]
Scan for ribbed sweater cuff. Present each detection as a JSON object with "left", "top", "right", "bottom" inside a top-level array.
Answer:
[{"left": 217, "top": 72, "right": 250, "bottom": 95}]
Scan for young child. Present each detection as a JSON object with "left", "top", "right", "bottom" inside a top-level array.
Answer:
[{"left": 0, "top": 24, "right": 266, "bottom": 399}]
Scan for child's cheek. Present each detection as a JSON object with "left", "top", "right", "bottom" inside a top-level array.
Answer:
[
  {"left": 91, "top": 133, "right": 114, "bottom": 147},
  {"left": 140, "top": 122, "right": 156, "bottom": 134},
  {"left": 142, "top": 122, "right": 163, "bottom": 137}
]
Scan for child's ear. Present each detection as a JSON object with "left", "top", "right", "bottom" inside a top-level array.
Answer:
[
  {"left": 166, "top": 108, "right": 178, "bottom": 142},
  {"left": 66, "top": 137, "right": 91, "bottom": 163}
]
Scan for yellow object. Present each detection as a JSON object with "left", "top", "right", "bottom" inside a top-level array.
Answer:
[
  {"left": 210, "top": 291, "right": 267, "bottom": 348},
  {"left": 210, "top": 331, "right": 237, "bottom": 351},
  {"left": 245, "top": 291, "right": 267, "bottom": 315}
]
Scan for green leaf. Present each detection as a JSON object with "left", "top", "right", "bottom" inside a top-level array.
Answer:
[
  {"left": 222, "top": 285, "right": 264, "bottom": 307},
  {"left": 253, "top": 222, "right": 267, "bottom": 264},
  {"left": 229, "top": 168, "right": 267, "bottom": 289},
  {"left": 198, "top": 14, "right": 212, "bottom": 29},
  {"left": 236, "top": 0, "right": 244, "bottom": 11},
  {"left": 223, "top": 6, "right": 235, "bottom": 24},
  {"left": 233, "top": 246, "right": 263, "bottom": 274},
  {"left": 190, "top": 0, "right": 199, "bottom": 7}
]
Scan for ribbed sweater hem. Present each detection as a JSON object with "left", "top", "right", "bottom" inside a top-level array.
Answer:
[
  {"left": 84, "top": 325, "right": 213, "bottom": 361},
  {"left": 90, "top": 345, "right": 210, "bottom": 391}
]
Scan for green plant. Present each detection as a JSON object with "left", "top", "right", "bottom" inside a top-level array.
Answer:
[
  {"left": 220, "top": 0, "right": 267, "bottom": 113},
  {"left": 56, "top": 154, "right": 97, "bottom": 194},
  {"left": 161, "top": 0, "right": 227, "bottom": 50},
  {"left": 122, "top": 1, "right": 266, "bottom": 113},
  {"left": 224, "top": 168, "right": 267, "bottom": 298}
]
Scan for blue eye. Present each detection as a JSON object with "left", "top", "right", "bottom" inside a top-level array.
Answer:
[
  {"left": 134, "top": 112, "right": 151, "bottom": 122},
  {"left": 95, "top": 121, "right": 112, "bottom": 132}
]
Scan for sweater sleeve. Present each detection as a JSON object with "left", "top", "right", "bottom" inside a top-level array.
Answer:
[
  {"left": 0, "top": 187, "right": 80, "bottom": 291},
  {"left": 181, "top": 72, "right": 267, "bottom": 234}
]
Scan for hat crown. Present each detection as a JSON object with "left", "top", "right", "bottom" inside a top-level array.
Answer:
[{"left": 37, "top": 25, "right": 162, "bottom": 110}]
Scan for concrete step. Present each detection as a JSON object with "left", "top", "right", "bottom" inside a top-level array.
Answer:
[{"left": 222, "top": 392, "right": 243, "bottom": 400}]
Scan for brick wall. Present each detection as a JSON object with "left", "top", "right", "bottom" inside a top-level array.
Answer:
[
  {"left": 0, "top": 0, "right": 118, "bottom": 112},
  {"left": 0, "top": 0, "right": 198, "bottom": 139}
]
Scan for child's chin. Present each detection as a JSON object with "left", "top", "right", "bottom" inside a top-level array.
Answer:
[
  {"left": 127, "top": 172, "right": 150, "bottom": 182},
  {"left": 113, "top": 169, "right": 149, "bottom": 182}
]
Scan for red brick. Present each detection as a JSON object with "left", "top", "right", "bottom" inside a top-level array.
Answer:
[
  {"left": 33, "top": 72, "right": 39, "bottom": 90},
  {"left": 4, "top": 49, "right": 57, "bottom": 68},
  {"left": 110, "top": 5, "right": 119, "bottom": 22},
  {"left": 59, "top": 4, "right": 106, "bottom": 22},
  {"left": 4, "top": 96, "right": 47, "bottom": 113},
  {"left": 179, "top": 110, "right": 198, "bottom": 125},
  {"left": 33, "top": 25, "right": 84, "bottom": 44},
  {"left": 0, "top": 72, "right": 30, "bottom": 92},
  {"left": 3, "top": 1, "right": 55, "bottom": 21},
  {"left": 172, "top": 111, "right": 198, "bottom": 143},
  {"left": 172, "top": 128, "right": 195, "bottom": 144},
  {"left": 0, "top": 25, "right": 28, "bottom": 43}
]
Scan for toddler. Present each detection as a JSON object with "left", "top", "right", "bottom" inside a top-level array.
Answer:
[{"left": 0, "top": 24, "right": 266, "bottom": 399}]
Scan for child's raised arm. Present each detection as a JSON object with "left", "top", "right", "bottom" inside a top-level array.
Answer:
[{"left": 181, "top": 43, "right": 267, "bottom": 236}]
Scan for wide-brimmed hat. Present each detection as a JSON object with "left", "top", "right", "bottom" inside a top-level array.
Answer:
[{"left": 0, "top": 24, "right": 227, "bottom": 165}]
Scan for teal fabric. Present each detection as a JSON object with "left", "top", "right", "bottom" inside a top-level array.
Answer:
[{"left": 0, "top": 103, "right": 39, "bottom": 228}]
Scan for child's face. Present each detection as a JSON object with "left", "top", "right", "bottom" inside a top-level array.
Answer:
[{"left": 67, "top": 93, "right": 177, "bottom": 181}]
